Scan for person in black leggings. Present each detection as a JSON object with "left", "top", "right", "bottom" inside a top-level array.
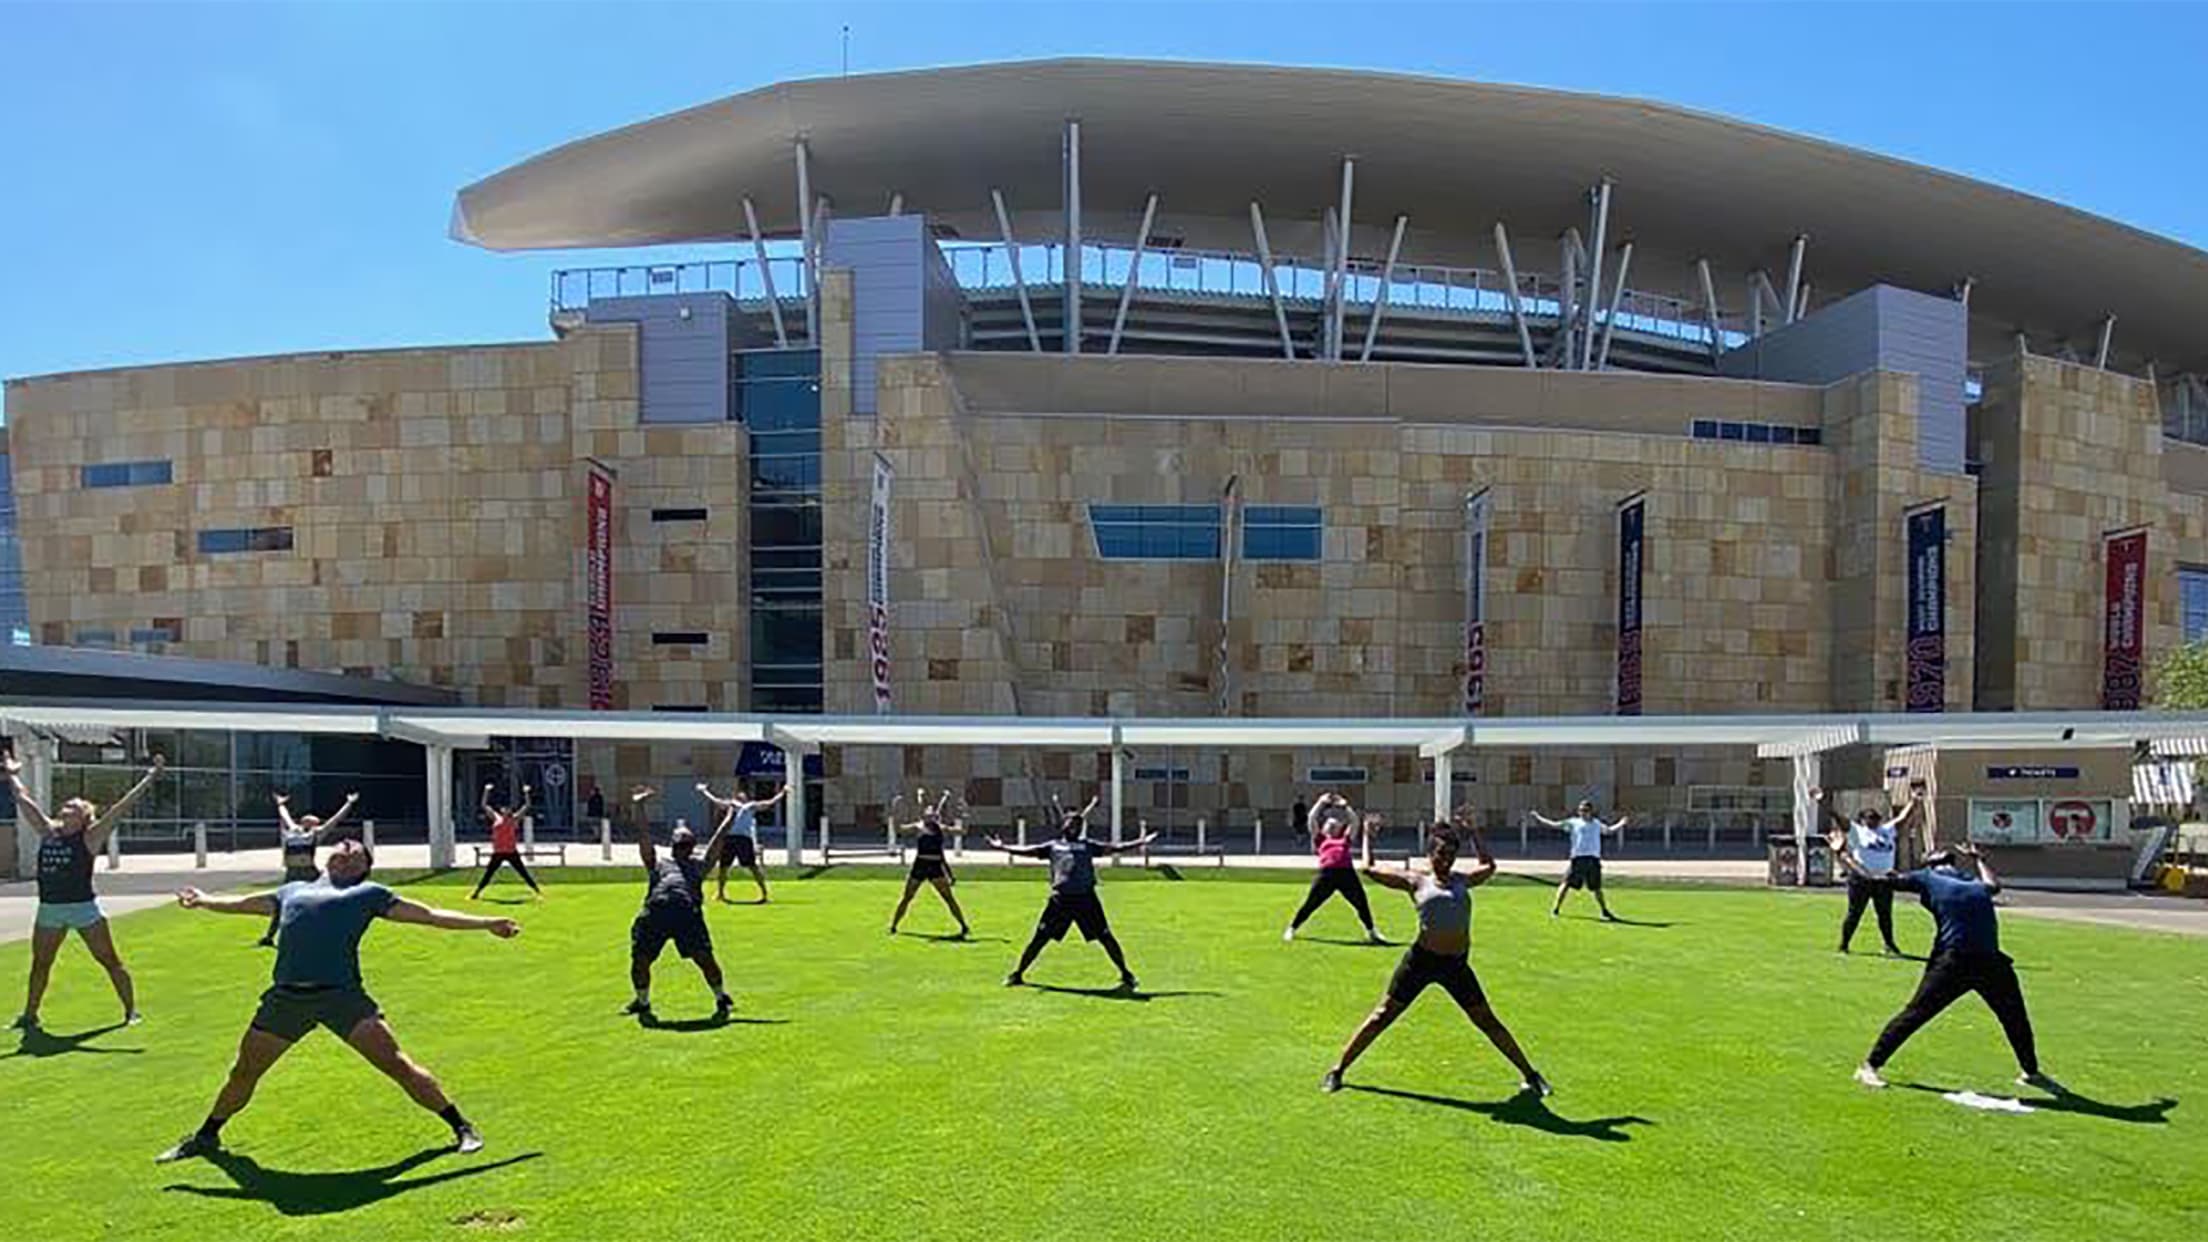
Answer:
[
  {"left": 1283, "top": 795, "right": 1382, "bottom": 944},
  {"left": 260, "top": 791, "right": 360, "bottom": 947},
  {"left": 1831, "top": 831, "right": 2062, "bottom": 1094},
  {"left": 889, "top": 789, "right": 971, "bottom": 937}
]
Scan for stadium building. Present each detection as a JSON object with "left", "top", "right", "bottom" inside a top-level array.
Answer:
[{"left": 5, "top": 59, "right": 2208, "bottom": 838}]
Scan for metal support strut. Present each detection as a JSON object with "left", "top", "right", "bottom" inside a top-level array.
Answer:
[
  {"left": 795, "top": 139, "right": 817, "bottom": 343},
  {"left": 991, "top": 189, "right": 1043, "bottom": 353},
  {"left": 1494, "top": 222, "right": 1537, "bottom": 368},
  {"left": 742, "top": 196, "right": 789, "bottom": 349},
  {"left": 1108, "top": 193, "right": 1160, "bottom": 356},
  {"left": 1249, "top": 202, "right": 1296, "bottom": 360},
  {"left": 1358, "top": 214, "right": 1408, "bottom": 363}
]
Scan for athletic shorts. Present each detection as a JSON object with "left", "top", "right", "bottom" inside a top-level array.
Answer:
[
  {"left": 718, "top": 835, "right": 758, "bottom": 870},
  {"left": 33, "top": 901, "right": 104, "bottom": 931},
  {"left": 250, "top": 984, "right": 382, "bottom": 1041},
  {"left": 1386, "top": 946, "right": 1488, "bottom": 1009},
  {"left": 1566, "top": 855, "right": 1604, "bottom": 890},
  {"left": 909, "top": 857, "right": 950, "bottom": 883},
  {"left": 632, "top": 903, "right": 714, "bottom": 961},
  {"left": 1036, "top": 891, "right": 1111, "bottom": 943}
]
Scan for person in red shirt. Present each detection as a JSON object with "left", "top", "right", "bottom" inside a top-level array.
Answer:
[
  {"left": 469, "top": 784, "right": 543, "bottom": 900},
  {"left": 1282, "top": 793, "right": 1383, "bottom": 944}
]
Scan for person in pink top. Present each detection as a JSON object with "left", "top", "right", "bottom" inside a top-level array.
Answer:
[
  {"left": 1282, "top": 793, "right": 1383, "bottom": 944},
  {"left": 469, "top": 784, "right": 543, "bottom": 900}
]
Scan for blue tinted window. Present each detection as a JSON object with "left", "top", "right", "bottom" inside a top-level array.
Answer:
[
  {"left": 1797, "top": 427, "right": 1823, "bottom": 446},
  {"left": 1243, "top": 505, "right": 1322, "bottom": 561},
  {"left": 197, "top": 527, "right": 292, "bottom": 555},
  {"left": 2183, "top": 567, "right": 2208, "bottom": 642},
  {"left": 83, "top": 460, "right": 172, "bottom": 489},
  {"left": 1089, "top": 502, "right": 1221, "bottom": 561},
  {"left": 1769, "top": 426, "right": 1798, "bottom": 445},
  {"left": 1718, "top": 422, "right": 1747, "bottom": 441},
  {"left": 1746, "top": 423, "right": 1772, "bottom": 443}
]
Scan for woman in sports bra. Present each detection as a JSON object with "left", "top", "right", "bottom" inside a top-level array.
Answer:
[
  {"left": 889, "top": 788, "right": 971, "bottom": 938},
  {"left": 1321, "top": 817, "right": 1549, "bottom": 1098}
]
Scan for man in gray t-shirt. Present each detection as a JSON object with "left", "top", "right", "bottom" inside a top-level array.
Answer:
[
  {"left": 155, "top": 839, "right": 520, "bottom": 1165},
  {"left": 991, "top": 800, "right": 1156, "bottom": 991}
]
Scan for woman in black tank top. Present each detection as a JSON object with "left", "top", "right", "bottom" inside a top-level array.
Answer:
[
  {"left": 6, "top": 752, "right": 164, "bottom": 1032},
  {"left": 889, "top": 788, "right": 971, "bottom": 938}
]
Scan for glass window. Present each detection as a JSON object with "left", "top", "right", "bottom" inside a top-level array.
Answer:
[
  {"left": 1796, "top": 427, "right": 1823, "bottom": 446},
  {"left": 1769, "top": 426, "right": 1798, "bottom": 446},
  {"left": 1691, "top": 419, "right": 1718, "bottom": 439},
  {"left": 751, "top": 505, "right": 822, "bottom": 549},
  {"left": 1745, "top": 423, "right": 1773, "bottom": 444},
  {"left": 751, "top": 454, "right": 822, "bottom": 492},
  {"left": 1243, "top": 505, "right": 1322, "bottom": 562},
  {"left": 1718, "top": 422, "right": 1747, "bottom": 441},
  {"left": 1307, "top": 766, "right": 1369, "bottom": 784},
  {"left": 2182, "top": 567, "right": 2208, "bottom": 642},
  {"left": 753, "top": 685, "right": 826, "bottom": 713},
  {"left": 82, "top": 459, "right": 173, "bottom": 488},
  {"left": 751, "top": 606, "right": 823, "bottom": 666},
  {"left": 198, "top": 526, "right": 293, "bottom": 555},
  {"left": 1089, "top": 502, "right": 1222, "bottom": 561},
  {"left": 651, "top": 508, "right": 708, "bottom": 523},
  {"left": 652, "top": 631, "right": 710, "bottom": 646}
]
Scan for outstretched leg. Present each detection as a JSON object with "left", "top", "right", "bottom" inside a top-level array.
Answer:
[
  {"left": 747, "top": 862, "right": 771, "bottom": 903},
  {"left": 1287, "top": 873, "right": 1335, "bottom": 935},
  {"left": 889, "top": 877, "right": 923, "bottom": 932},
  {"left": 78, "top": 920, "right": 137, "bottom": 1021},
  {"left": 1096, "top": 932, "right": 1136, "bottom": 985},
  {"left": 1007, "top": 928, "right": 1051, "bottom": 984},
  {"left": 18, "top": 925, "right": 64, "bottom": 1026},
  {"left": 1972, "top": 958, "right": 2040, "bottom": 1078},
  {"left": 1549, "top": 874, "right": 1572, "bottom": 917},
  {"left": 1864, "top": 955, "right": 1972, "bottom": 1074},
  {"left": 1871, "top": 884, "right": 1900, "bottom": 954},
  {"left": 158, "top": 1025, "right": 295, "bottom": 1160},
  {"left": 691, "top": 950, "right": 732, "bottom": 1013},
  {"left": 509, "top": 855, "right": 543, "bottom": 896},
  {"left": 469, "top": 856, "right": 507, "bottom": 900},
  {"left": 1839, "top": 879, "right": 1871, "bottom": 952},
  {"left": 930, "top": 876, "right": 970, "bottom": 933},
  {"left": 343, "top": 1016, "right": 478, "bottom": 1147},
  {"left": 1340, "top": 872, "right": 1379, "bottom": 939},
  {"left": 1590, "top": 866, "right": 1618, "bottom": 920},
  {"left": 1328, "top": 996, "right": 1408, "bottom": 1081}
]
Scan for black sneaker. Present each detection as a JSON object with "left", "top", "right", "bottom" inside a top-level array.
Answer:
[
  {"left": 1119, "top": 974, "right": 1140, "bottom": 993},
  {"left": 1003, "top": 972, "right": 1024, "bottom": 988},
  {"left": 156, "top": 1132, "right": 221, "bottom": 1164},
  {"left": 453, "top": 1125, "right": 485, "bottom": 1155},
  {"left": 622, "top": 999, "right": 654, "bottom": 1024},
  {"left": 1320, "top": 1069, "right": 1343, "bottom": 1094},
  {"left": 7, "top": 1014, "right": 38, "bottom": 1033},
  {"left": 713, "top": 995, "right": 734, "bottom": 1022},
  {"left": 255, "top": 937, "right": 276, "bottom": 949}
]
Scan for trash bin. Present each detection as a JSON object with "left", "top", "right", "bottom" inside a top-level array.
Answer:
[{"left": 1767, "top": 835, "right": 1836, "bottom": 887}]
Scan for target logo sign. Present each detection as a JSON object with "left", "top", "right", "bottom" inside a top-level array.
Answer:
[
  {"left": 1990, "top": 810, "right": 2014, "bottom": 830},
  {"left": 2048, "top": 801, "right": 2097, "bottom": 840}
]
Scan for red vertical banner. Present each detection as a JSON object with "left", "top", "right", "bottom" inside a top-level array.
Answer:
[
  {"left": 2102, "top": 527, "right": 2147, "bottom": 710},
  {"left": 1615, "top": 493, "right": 1646, "bottom": 717},
  {"left": 586, "top": 462, "right": 615, "bottom": 711}
]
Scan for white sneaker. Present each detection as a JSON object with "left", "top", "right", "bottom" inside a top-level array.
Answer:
[
  {"left": 1853, "top": 1064, "right": 1888, "bottom": 1089},
  {"left": 1364, "top": 928, "right": 1385, "bottom": 945},
  {"left": 1520, "top": 1074, "right": 1553, "bottom": 1098},
  {"left": 1281, "top": 927, "right": 1296, "bottom": 943}
]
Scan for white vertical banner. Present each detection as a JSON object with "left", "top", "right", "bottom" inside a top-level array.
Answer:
[
  {"left": 1463, "top": 489, "right": 1491, "bottom": 716},
  {"left": 867, "top": 452, "right": 895, "bottom": 714}
]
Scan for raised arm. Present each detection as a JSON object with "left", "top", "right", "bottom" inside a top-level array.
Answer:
[
  {"left": 274, "top": 793, "right": 302, "bottom": 836},
  {"left": 695, "top": 806, "right": 733, "bottom": 866},
  {"left": 695, "top": 784, "right": 737, "bottom": 811},
  {"left": 1077, "top": 794, "right": 1101, "bottom": 821},
  {"left": 515, "top": 785, "right": 535, "bottom": 819},
  {"left": 1528, "top": 810, "right": 1564, "bottom": 829},
  {"left": 1825, "top": 828, "right": 1876, "bottom": 880},
  {"left": 1091, "top": 831, "right": 1158, "bottom": 856},
  {"left": 5, "top": 754, "right": 56, "bottom": 830},
  {"left": 176, "top": 886, "right": 280, "bottom": 917},
  {"left": 1458, "top": 823, "right": 1500, "bottom": 887},
  {"left": 87, "top": 756, "right": 165, "bottom": 848},
  {"left": 1808, "top": 788, "right": 1851, "bottom": 835},
  {"left": 1605, "top": 814, "right": 1629, "bottom": 834},
  {"left": 759, "top": 785, "right": 791, "bottom": 810},
  {"left": 1960, "top": 842, "right": 2001, "bottom": 895},
  {"left": 386, "top": 895, "right": 522, "bottom": 937},
  {"left": 987, "top": 834, "right": 1052, "bottom": 859},
  {"left": 479, "top": 783, "right": 497, "bottom": 820},
  {"left": 627, "top": 786, "right": 658, "bottom": 868},
  {"left": 315, "top": 792, "right": 362, "bottom": 840}
]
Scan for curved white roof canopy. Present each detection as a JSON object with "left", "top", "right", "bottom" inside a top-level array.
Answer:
[{"left": 453, "top": 59, "right": 2208, "bottom": 373}]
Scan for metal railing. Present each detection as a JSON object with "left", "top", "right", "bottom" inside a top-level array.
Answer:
[{"left": 551, "top": 239, "right": 1751, "bottom": 350}]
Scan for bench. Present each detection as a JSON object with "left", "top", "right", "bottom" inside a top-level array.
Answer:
[
  {"left": 1134, "top": 818, "right": 1227, "bottom": 868},
  {"left": 471, "top": 843, "right": 569, "bottom": 867}
]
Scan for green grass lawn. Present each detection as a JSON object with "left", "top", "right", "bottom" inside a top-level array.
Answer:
[{"left": 3, "top": 866, "right": 2205, "bottom": 1241}]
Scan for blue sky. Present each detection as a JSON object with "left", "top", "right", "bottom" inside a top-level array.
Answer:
[{"left": 2, "top": 0, "right": 2203, "bottom": 392}]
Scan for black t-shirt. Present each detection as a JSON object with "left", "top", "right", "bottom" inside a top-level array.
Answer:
[
  {"left": 36, "top": 832, "right": 95, "bottom": 905},
  {"left": 645, "top": 852, "right": 706, "bottom": 910},
  {"left": 1047, "top": 839, "right": 1102, "bottom": 895},
  {"left": 915, "top": 823, "right": 946, "bottom": 861}
]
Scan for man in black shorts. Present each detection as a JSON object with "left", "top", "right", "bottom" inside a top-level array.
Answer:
[
  {"left": 155, "top": 838, "right": 519, "bottom": 1163},
  {"left": 624, "top": 786, "right": 734, "bottom": 1025},
  {"left": 699, "top": 782, "right": 782, "bottom": 904},
  {"left": 989, "top": 808, "right": 1156, "bottom": 991}
]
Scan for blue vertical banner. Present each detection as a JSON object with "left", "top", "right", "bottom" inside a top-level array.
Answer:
[
  {"left": 1615, "top": 493, "right": 1645, "bottom": 716},
  {"left": 1905, "top": 503, "right": 1947, "bottom": 713}
]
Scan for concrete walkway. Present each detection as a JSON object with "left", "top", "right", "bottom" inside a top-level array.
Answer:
[{"left": 5, "top": 847, "right": 2200, "bottom": 942}]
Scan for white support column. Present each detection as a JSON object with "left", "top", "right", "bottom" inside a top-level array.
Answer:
[
  {"left": 522, "top": 814, "right": 535, "bottom": 850},
  {"left": 795, "top": 139, "right": 817, "bottom": 343},
  {"left": 362, "top": 819, "right": 376, "bottom": 853},
  {"left": 1248, "top": 202, "right": 1296, "bottom": 360},
  {"left": 1330, "top": 157, "right": 1357, "bottom": 362},
  {"left": 1494, "top": 222, "right": 1537, "bottom": 367},
  {"left": 193, "top": 822, "right": 208, "bottom": 869},
  {"left": 1696, "top": 258, "right": 1724, "bottom": 362},
  {"left": 1108, "top": 192, "right": 1159, "bottom": 356},
  {"left": 105, "top": 825, "right": 121, "bottom": 871},
  {"left": 886, "top": 191, "right": 903, "bottom": 217},
  {"left": 784, "top": 748, "right": 807, "bottom": 867},
  {"left": 1319, "top": 208, "right": 1340, "bottom": 362},
  {"left": 425, "top": 744, "right": 455, "bottom": 871},
  {"left": 1595, "top": 240, "right": 1635, "bottom": 370},
  {"left": 1782, "top": 233, "right": 1808, "bottom": 325},
  {"left": 991, "top": 189, "right": 1043, "bottom": 353},
  {"left": 1580, "top": 179, "right": 1613, "bottom": 370},
  {"left": 1110, "top": 747, "right": 1127, "bottom": 844},
  {"left": 600, "top": 816, "right": 613, "bottom": 861},
  {"left": 1431, "top": 750, "right": 1453, "bottom": 826},
  {"left": 8, "top": 732, "right": 53, "bottom": 880},
  {"left": 1791, "top": 753, "right": 1822, "bottom": 889},
  {"left": 2096, "top": 315, "right": 2117, "bottom": 370},
  {"left": 741, "top": 196, "right": 790, "bottom": 349},
  {"left": 1956, "top": 276, "right": 1975, "bottom": 311},
  {"left": 1795, "top": 282, "right": 1813, "bottom": 321},
  {"left": 1358, "top": 213, "right": 1408, "bottom": 363},
  {"left": 1063, "top": 118, "right": 1082, "bottom": 355}
]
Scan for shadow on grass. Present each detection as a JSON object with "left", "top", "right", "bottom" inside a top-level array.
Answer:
[
  {"left": 469, "top": 895, "right": 534, "bottom": 906},
  {"left": 164, "top": 1147, "right": 542, "bottom": 1217},
  {"left": 1897, "top": 1082, "right": 2179, "bottom": 1125},
  {"left": 1347, "top": 1084, "right": 1654, "bottom": 1143},
  {"left": 1558, "top": 913, "right": 1677, "bottom": 928},
  {"left": 902, "top": 931, "right": 1010, "bottom": 944},
  {"left": 1024, "top": 983, "right": 1220, "bottom": 1003},
  {"left": 1300, "top": 936, "right": 1395, "bottom": 949},
  {"left": 4, "top": 1021, "right": 143, "bottom": 1059},
  {"left": 639, "top": 1013, "right": 792, "bottom": 1033}
]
